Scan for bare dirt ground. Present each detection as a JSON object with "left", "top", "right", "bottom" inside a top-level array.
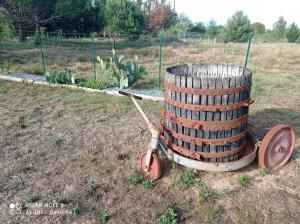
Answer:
[{"left": 0, "top": 80, "right": 299, "bottom": 224}]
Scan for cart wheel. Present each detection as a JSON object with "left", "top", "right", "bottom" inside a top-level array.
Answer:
[
  {"left": 258, "top": 124, "right": 296, "bottom": 171},
  {"left": 139, "top": 152, "right": 162, "bottom": 180}
]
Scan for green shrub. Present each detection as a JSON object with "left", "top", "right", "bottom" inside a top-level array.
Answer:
[
  {"left": 79, "top": 80, "right": 109, "bottom": 90},
  {"left": 286, "top": 23, "right": 300, "bottom": 43},
  {"left": 46, "top": 69, "right": 85, "bottom": 85},
  {"left": 159, "top": 208, "right": 178, "bottom": 224}
]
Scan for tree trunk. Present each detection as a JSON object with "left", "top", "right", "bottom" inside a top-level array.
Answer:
[{"left": 35, "top": 15, "right": 41, "bottom": 47}]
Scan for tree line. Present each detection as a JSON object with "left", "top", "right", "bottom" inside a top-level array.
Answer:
[{"left": 0, "top": 0, "right": 299, "bottom": 43}]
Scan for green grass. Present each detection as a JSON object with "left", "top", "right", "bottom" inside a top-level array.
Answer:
[
  {"left": 177, "top": 170, "right": 197, "bottom": 189},
  {"left": 128, "top": 172, "right": 144, "bottom": 185},
  {"left": 159, "top": 208, "right": 178, "bottom": 224},
  {"left": 25, "top": 195, "right": 39, "bottom": 204},
  {"left": 144, "top": 179, "right": 155, "bottom": 189},
  {"left": 196, "top": 182, "right": 218, "bottom": 202},
  {"left": 98, "top": 209, "right": 109, "bottom": 224},
  {"left": 236, "top": 175, "right": 251, "bottom": 188},
  {"left": 251, "top": 80, "right": 263, "bottom": 97},
  {"left": 198, "top": 204, "right": 220, "bottom": 221},
  {"left": 259, "top": 169, "right": 266, "bottom": 177},
  {"left": 0, "top": 82, "right": 12, "bottom": 93}
]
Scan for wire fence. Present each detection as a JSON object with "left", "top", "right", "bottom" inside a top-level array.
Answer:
[{"left": 0, "top": 30, "right": 297, "bottom": 89}]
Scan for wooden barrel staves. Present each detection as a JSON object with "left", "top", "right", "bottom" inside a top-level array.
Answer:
[{"left": 161, "top": 64, "right": 253, "bottom": 163}]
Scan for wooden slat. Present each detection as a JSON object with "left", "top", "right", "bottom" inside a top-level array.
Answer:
[{"left": 201, "top": 66, "right": 209, "bottom": 161}]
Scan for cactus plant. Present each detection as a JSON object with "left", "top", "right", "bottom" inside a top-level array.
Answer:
[{"left": 97, "top": 49, "right": 148, "bottom": 89}]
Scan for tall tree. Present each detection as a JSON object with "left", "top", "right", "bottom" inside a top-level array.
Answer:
[
  {"left": 273, "top": 16, "right": 287, "bottom": 38},
  {"left": 0, "top": 7, "right": 14, "bottom": 38},
  {"left": 148, "top": 1, "right": 176, "bottom": 35},
  {"left": 104, "top": 0, "right": 144, "bottom": 36},
  {"left": 206, "top": 19, "right": 221, "bottom": 37},
  {"left": 251, "top": 22, "right": 266, "bottom": 35},
  {"left": 224, "top": 11, "right": 252, "bottom": 42}
]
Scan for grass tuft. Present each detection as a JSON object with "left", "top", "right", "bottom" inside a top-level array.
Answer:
[
  {"left": 236, "top": 175, "right": 251, "bottom": 188},
  {"left": 129, "top": 172, "right": 143, "bottom": 185},
  {"left": 178, "top": 170, "right": 197, "bottom": 189},
  {"left": 25, "top": 195, "right": 39, "bottom": 204},
  {"left": 144, "top": 179, "right": 155, "bottom": 189}
]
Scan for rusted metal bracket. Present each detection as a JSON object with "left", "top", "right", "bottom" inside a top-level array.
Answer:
[
  {"left": 161, "top": 134, "right": 243, "bottom": 160},
  {"left": 164, "top": 96, "right": 253, "bottom": 112},
  {"left": 163, "top": 126, "right": 245, "bottom": 146},
  {"left": 161, "top": 109, "right": 248, "bottom": 130},
  {"left": 164, "top": 82, "right": 251, "bottom": 95}
]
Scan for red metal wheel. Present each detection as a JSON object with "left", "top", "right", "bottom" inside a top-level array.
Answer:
[
  {"left": 139, "top": 152, "right": 162, "bottom": 180},
  {"left": 258, "top": 124, "right": 296, "bottom": 171}
]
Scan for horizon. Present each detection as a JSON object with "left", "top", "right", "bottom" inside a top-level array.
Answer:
[{"left": 175, "top": 0, "right": 300, "bottom": 29}]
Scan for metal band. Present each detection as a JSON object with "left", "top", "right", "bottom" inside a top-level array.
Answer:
[
  {"left": 161, "top": 109, "right": 248, "bottom": 130},
  {"left": 161, "top": 133, "right": 244, "bottom": 159},
  {"left": 164, "top": 126, "right": 245, "bottom": 146},
  {"left": 164, "top": 96, "right": 254, "bottom": 112},
  {"left": 164, "top": 82, "right": 251, "bottom": 96}
]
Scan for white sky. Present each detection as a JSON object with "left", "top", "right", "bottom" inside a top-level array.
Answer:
[{"left": 175, "top": 0, "right": 300, "bottom": 29}]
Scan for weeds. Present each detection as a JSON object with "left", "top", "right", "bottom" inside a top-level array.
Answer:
[
  {"left": 196, "top": 182, "right": 218, "bottom": 202},
  {"left": 98, "top": 209, "right": 109, "bottom": 224},
  {"left": 79, "top": 79, "right": 110, "bottom": 90},
  {"left": 144, "top": 180, "right": 155, "bottom": 189},
  {"left": 71, "top": 206, "right": 81, "bottom": 218},
  {"left": 15, "top": 116, "right": 26, "bottom": 129},
  {"left": 159, "top": 208, "right": 178, "bottom": 224},
  {"left": 87, "top": 179, "right": 96, "bottom": 193},
  {"left": 128, "top": 172, "right": 143, "bottom": 185},
  {"left": 25, "top": 195, "right": 39, "bottom": 204},
  {"left": 236, "top": 175, "right": 251, "bottom": 188},
  {"left": 259, "top": 169, "right": 266, "bottom": 177},
  {"left": 55, "top": 198, "right": 70, "bottom": 205},
  {"left": 178, "top": 170, "right": 197, "bottom": 189},
  {"left": 52, "top": 137, "right": 63, "bottom": 146}
]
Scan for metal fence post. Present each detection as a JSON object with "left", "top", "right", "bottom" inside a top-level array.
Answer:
[
  {"left": 91, "top": 33, "right": 96, "bottom": 80},
  {"left": 0, "top": 37, "right": 3, "bottom": 72},
  {"left": 39, "top": 33, "right": 46, "bottom": 74},
  {"left": 244, "top": 36, "right": 252, "bottom": 68},
  {"left": 158, "top": 30, "right": 164, "bottom": 89}
]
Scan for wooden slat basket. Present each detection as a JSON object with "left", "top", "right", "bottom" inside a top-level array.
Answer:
[{"left": 161, "top": 64, "right": 253, "bottom": 162}]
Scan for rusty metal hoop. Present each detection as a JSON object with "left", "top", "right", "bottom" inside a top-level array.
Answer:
[
  {"left": 258, "top": 124, "right": 296, "bottom": 171},
  {"left": 159, "top": 131, "right": 258, "bottom": 172}
]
